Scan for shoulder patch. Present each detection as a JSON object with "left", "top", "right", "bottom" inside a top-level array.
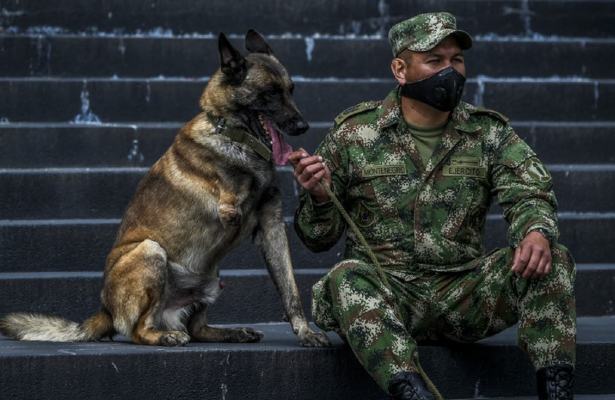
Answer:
[
  {"left": 334, "top": 100, "right": 380, "bottom": 126},
  {"left": 472, "top": 107, "right": 510, "bottom": 123}
]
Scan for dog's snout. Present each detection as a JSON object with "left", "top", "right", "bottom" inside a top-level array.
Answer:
[{"left": 294, "top": 119, "right": 309, "bottom": 135}]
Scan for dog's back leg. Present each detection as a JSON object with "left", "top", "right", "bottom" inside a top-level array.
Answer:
[
  {"left": 104, "top": 239, "right": 190, "bottom": 346},
  {"left": 188, "top": 303, "right": 263, "bottom": 343}
]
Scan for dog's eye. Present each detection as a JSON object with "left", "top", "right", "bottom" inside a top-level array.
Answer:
[{"left": 262, "top": 89, "right": 281, "bottom": 99}]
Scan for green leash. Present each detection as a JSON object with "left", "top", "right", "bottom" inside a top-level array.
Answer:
[
  {"left": 319, "top": 183, "right": 389, "bottom": 287},
  {"left": 319, "top": 182, "right": 445, "bottom": 400}
]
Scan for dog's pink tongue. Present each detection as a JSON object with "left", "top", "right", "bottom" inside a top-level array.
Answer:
[{"left": 267, "top": 120, "right": 293, "bottom": 166}]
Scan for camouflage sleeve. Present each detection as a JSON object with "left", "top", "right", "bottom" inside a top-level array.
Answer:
[
  {"left": 491, "top": 124, "right": 559, "bottom": 247},
  {"left": 293, "top": 128, "right": 348, "bottom": 252}
]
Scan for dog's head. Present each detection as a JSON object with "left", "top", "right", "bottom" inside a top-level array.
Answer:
[{"left": 201, "top": 30, "right": 308, "bottom": 165}]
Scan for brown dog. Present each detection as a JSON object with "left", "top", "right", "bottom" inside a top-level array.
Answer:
[{"left": 0, "top": 30, "right": 330, "bottom": 347}]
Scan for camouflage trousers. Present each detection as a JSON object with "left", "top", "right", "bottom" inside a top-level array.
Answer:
[{"left": 312, "top": 244, "right": 576, "bottom": 393}]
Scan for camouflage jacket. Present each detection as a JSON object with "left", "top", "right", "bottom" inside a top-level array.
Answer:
[{"left": 294, "top": 88, "right": 559, "bottom": 272}]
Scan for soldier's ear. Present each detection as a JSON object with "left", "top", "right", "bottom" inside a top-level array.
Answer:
[
  {"left": 218, "top": 32, "right": 247, "bottom": 83},
  {"left": 245, "top": 29, "right": 274, "bottom": 56},
  {"left": 390, "top": 58, "right": 408, "bottom": 85}
]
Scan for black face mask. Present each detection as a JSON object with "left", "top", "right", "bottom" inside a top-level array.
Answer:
[{"left": 400, "top": 66, "right": 466, "bottom": 112}]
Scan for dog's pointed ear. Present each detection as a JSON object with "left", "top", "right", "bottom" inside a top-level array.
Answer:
[
  {"left": 245, "top": 29, "right": 273, "bottom": 55},
  {"left": 218, "top": 32, "right": 247, "bottom": 83}
]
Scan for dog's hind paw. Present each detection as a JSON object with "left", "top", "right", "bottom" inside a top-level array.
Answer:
[
  {"left": 159, "top": 330, "right": 191, "bottom": 346},
  {"left": 233, "top": 327, "right": 264, "bottom": 343},
  {"left": 240, "top": 328, "right": 265, "bottom": 343},
  {"left": 297, "top": 327, "right": 331, "bottom": 347}
]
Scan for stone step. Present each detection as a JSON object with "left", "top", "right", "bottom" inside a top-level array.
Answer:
[
  {"left": 0, "top": 218, "right": 344, "bottom": 272},
  {"left": 1, "top": 0, "right": 613, "bottom": 37},
  {"left": 1, "top": 122, "right": 614, "bottom": 167},
  {"left": 0, "top": 166, "right": 296, "bottom": 219},
  {"left": 0, "top": 166, "right": 611, "bottom": 220},
  {"left": 1, "top": 317, "right": 614, "bottom": 399},
  {"left": 0, "top": 216, "right": 613, "bottom": 270},
  {"left": 3, "top": 34, "right": 614, "bottom": 79},
  {"left": 0, "top": 78, "right": 613, "bottom": 123},
  {"left": 0, "top": 269, "right": 316, "bottom": 324},
  {"left": 0, "top": 265, "right": 612, "bottom": 323},
  {"left": 456, "top": 397, "right": 615, "bottom": 400}
]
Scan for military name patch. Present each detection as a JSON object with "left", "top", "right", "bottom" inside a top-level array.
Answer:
[
  {"left": 442, "top": 156, "right": 487, "bottom": 178},
  {"left": 360, "top": 164, "right": 407, "bottom": 178}
]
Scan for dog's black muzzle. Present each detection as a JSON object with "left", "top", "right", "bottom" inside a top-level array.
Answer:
[{"left": 285, "top": 117, "right": 309, "bottom": 136}]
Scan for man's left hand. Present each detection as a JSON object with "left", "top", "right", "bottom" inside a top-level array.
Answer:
[{"left": 511, "top": 231, "right": 552, "bottom": 279}]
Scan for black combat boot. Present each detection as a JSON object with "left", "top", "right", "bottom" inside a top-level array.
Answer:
[
  {"left": 536, "top": 364, "right": 574, "bottom": 400},
  {"left": 388, "top": 371, "right": 435, "bottom": 400}
]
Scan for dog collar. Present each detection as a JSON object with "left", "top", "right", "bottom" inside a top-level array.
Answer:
[{"left": 214, "top": 118, "right": 272, "bottom": 162}]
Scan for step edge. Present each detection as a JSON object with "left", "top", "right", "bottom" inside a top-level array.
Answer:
[
  {"left": 3, "top": 31, "right": 615, "bottom": 44},
  {"left": 1, "top": 164, "right": 615, "bottom": 174},
  {"left": 0, "top": 265, "right": 611, "bottom": 280},
  {"left": 3, "top": 212, "right": 615, "bottom": 227},
  {"left": 0, "top": 268, "right": 332, "bottom": 280},
  {"left": 2, "top": 121, "right": 615, "bottom": 129},
  {"left": 2, "top": 76, "right": 615, "bottom": 84}
]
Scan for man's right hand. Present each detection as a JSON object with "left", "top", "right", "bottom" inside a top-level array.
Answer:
[{"left": 288, "top": 148, "right": 332, "bottom": 204}]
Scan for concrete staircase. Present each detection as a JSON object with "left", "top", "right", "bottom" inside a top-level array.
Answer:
[{"left": 1, "top": 1, "right": 614, "bottom": 399}]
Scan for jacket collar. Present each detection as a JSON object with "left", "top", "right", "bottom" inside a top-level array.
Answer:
[
  {"left": 375, "top": 87, "right": 481, "bottom": 134},
  {"left": 451, "top": 101, "right": 482, "bottom": 134},
  {"left": 375, "top": 88, "right": 402, "bottom": 131}
]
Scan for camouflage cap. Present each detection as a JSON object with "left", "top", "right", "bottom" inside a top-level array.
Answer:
[{"left": 388, "top": 12, "right": 472, "bottom": 56}]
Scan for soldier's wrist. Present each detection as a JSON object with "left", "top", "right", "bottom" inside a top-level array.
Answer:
[
  {"left": 310, "top": 191, "right": 331, "bottom": 205},
  {"left": 527, "top": 227, "right": 555, "bottom": 246}
]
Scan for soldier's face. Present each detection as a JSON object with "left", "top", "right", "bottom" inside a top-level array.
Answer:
[{"left": 392, "top": 37, "right": 466, "bottom": 85}]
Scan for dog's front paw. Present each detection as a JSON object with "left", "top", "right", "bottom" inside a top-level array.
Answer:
[
  {"left": 297, "top": 326, "right": 331, "bottom": 347},
  {"left": 218, "top": 203, "right": 242, "bottom": 226}
]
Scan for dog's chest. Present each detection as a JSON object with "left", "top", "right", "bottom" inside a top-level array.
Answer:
[{"left": 172, "top": 174, "right": 272, "bottom": 271}]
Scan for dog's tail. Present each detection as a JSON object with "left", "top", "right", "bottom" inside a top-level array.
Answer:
[{"left": 0, "top": 310, "right": 114, "bottom": 342}]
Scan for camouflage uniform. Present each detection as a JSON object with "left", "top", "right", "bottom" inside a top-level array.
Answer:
[
  {"left": 293, "top": 89, "right": 576, "bottom": 393},
  {"left": 388, "top": 12, "right": 472, "bottom": 55}
]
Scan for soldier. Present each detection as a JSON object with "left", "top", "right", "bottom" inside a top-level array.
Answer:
[{"left": 289, "top": 12, "right": 576, "bottom": 400}]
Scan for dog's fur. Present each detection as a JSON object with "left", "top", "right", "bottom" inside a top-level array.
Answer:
[{"left": 0, "top": 31, "right": 330, "bottom": 347}]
